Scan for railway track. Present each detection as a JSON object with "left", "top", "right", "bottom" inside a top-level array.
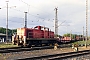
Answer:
[
  {"left": 0, "top": 44, "right": 90, "bottom": 60},
  {"left": 0, "top": 44, "right": 72, "bottom": 53},
  {"left": 0, "top": 46, "right": 54, "bottom": 53},
  {"left": 17, "top": 50, "right": 90, "bottom": 60}
]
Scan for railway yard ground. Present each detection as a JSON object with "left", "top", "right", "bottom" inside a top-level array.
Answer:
[
  {"left": 0, "top": 43, "right": 18, "bottom": 48},
  {"left": 0, "top": 40, "right": 90, "bottom": 60},
  {"left": 0, "top": 44, "right": 90, "bottom": 60}
]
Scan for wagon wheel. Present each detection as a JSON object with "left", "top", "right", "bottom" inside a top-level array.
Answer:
[{"left": 49, "top": 44, "right": 52, "bottom": 46}]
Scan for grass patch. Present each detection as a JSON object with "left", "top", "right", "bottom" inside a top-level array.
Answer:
[
  {"left": 72, "top": 40, "right": 90, "bottom": 45},
  {"left": 0, "top": 43, "right": 18, "bottom": 48}
]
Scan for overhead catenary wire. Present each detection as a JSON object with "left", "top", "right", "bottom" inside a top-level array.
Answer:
[
  {"left": 19, "top": 0, "right": 30, "bottom": 6},
  {"left": 10, "top": 8, "right": 51, "bottom": 22},
  {"left": 0, "top": 0, "right": 58, "bottom": 28},
  {"left": 1, "top": 6, "right": 68, "bottom": 29},
  {"left": 6, "top": 0, "right": 55, "bottom": 23},
  {"left": 18, "top": 0, "right": 53, "bottom": 15},
  {"left": 18, "top": 0, "right": 54, "bottom": 21}
]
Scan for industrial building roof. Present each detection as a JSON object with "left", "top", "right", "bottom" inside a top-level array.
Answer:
[{"left": 0, "top": 33, "right": 6, "bottom": 36}]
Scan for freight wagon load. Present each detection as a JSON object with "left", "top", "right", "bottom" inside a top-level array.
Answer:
[{"left": 12, "top": 26, "right": 58, "bottom": 47}]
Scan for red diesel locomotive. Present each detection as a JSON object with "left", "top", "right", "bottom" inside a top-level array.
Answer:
[{"left": 12, "top": 26, "right": 57, "bottom": 47}]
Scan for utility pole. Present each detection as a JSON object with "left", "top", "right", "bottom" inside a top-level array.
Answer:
[
  {"left": 83, "top": 26, "right": 84, "bottom": 41},
  {"left": 6, "top": 1, "right": 9, "bottom": 43},
  {"left": 5, "top": 1, "right": 16, "bottom": 43},
  {"left": 54, "top": 8, "right": 58, "bottom": 36},
  {"left": 85, "top": 0, "right": 88, "bottom": 48},
  {"left": 70, "top": 30, "right": 72, "bottom": 40},
  {"left": 24, "top": 12, "right": 27, "bottom": 28}
]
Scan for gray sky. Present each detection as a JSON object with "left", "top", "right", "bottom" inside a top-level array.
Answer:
[{"left": 0, "top": 0, "right": 90, "bottom": 36}]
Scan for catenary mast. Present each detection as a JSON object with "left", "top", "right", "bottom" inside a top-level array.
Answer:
[{"left": 54, "top": 8, "right": 58, "bottom": 36}]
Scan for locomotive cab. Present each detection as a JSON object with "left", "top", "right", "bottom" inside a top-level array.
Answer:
[{"left": 12, "top": 28, "right": 26, "bottom": 46}]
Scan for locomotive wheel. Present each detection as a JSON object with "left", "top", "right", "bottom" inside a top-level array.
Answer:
[
  {"left": 54, "top": 43, "right": 59, "bottom": 46},
  {"left": 42, "top": 44, "right": 45, "bottom": 46},
  {"left": 49, "top": 44, "right": 52, "bottom": 46},
  {"left": 12, "top": 41, "right": 17, "bottom": 45},
  {"left": 19, "top": 45, "right": 24, "bottom": 47}
]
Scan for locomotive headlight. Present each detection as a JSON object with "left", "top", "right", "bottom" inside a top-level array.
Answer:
[{"left": 20, "top": 40, "right": 22, "bottom": 43}]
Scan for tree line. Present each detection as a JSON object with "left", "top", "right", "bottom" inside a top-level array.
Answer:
[
  {"left": 55, "top": 33, "right": 83, "bottom": 40},
  {"left": 63, "top": 33, "right": 83, "bottom": 39},
  {"left": 0, "top": 27, "right": 16, "bottom": 36},
  {"left": 0, "top": 27, "right": 84, "bottom": 39}
]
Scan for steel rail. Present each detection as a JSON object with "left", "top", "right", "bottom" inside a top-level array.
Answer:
[{"left": 17, "top": 50, "right": 90, "bottom": 60}]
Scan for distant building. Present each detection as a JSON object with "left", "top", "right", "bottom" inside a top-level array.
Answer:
[{"left": 0, "top": 33, "right": 12, "bottom": 43}]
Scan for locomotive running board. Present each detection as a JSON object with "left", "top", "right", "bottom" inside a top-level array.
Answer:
[{"left": 26, "top": 38, "right": 58, "bottom": 40}]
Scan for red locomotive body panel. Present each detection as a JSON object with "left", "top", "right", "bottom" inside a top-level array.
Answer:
[
  {"left": 33, "top": 29, "right": 43, "bottom": 38},
  {"left": 26, "top": 28, "right": 33, "bottom": 38},
  {"left": 17, "top": 28, "right": 26, "bottom": 38},
  {"left": 43, "top": 30, "right": 49, "bottom": 38},
  {"left": 49, "top": 31, "right": 54, "bottom": 38},
  {"left": 17, "top": 26, "right": 54, "bottom": 39}
]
